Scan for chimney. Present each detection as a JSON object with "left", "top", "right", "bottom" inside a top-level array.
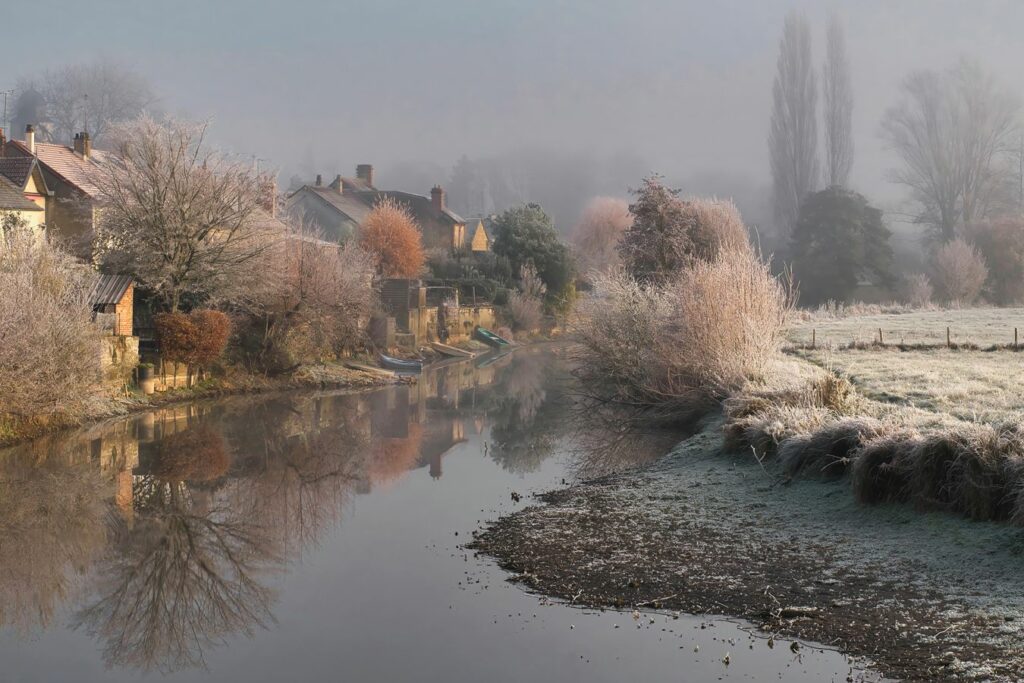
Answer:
[
  {"left": 73, "top": 131, "right": 92, "bottom": 159},
  {"left": 315, "top": 174, "right": 322, "bottom": 187},
  {"left": 329, "top": 174, "right": 344, "bottom": 192},
  {"left": 24, "top": 124, "right": 35, "bottom": 154},
  {"left": 431, "top": 185, "right": 446, "bottom": 212},
  {"left": 356, "top": 164, "right": 374, "bottom": 188},
  {"left": 0, "top": 128, "right": 5, "bottom": 155}
]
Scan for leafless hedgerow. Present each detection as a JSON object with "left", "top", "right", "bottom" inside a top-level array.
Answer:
[{"left": 0, "top": 221, "right": 101, "bottom": 420}]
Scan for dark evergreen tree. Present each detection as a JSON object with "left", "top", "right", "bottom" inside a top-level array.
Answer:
[
  {"left": 791, "top": 186, "right": 892, "bottom": 304},
  {"left": 491, "top": 203, "right": 574, "bottom": 306}
]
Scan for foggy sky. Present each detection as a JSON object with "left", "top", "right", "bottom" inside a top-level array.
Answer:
[{"left": 6, "top": 0, "right": 1024, "bottom": 229}]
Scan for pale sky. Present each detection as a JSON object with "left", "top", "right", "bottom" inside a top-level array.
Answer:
[{"left": 6, "top": 0, "right": 1024, "bottom": 226}]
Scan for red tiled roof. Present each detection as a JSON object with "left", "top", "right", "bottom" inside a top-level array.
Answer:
[{"left": 5, "top": 139, "right": 107, "bottom": 198}]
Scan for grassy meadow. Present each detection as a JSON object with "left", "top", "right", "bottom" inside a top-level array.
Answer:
[{"left": 788, "top": 306, "right": 1024, "bottom": 348}]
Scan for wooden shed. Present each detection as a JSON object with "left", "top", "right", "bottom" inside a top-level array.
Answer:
[{"left": 88, "top": 274, "right": 135, "bottom": 337}]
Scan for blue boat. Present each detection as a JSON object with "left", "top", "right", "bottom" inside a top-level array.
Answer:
[{"left": 378, "top": 353, "right": 423, "bottom": 373}]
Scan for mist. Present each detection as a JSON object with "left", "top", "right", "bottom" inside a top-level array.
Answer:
[{"left": 6, "top": 0, "right": 1024, "bottom": 230}]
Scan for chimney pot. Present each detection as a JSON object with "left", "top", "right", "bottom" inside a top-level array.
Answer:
[
  {"left": 24, "top": 124, "right": 35, "bottom": 154},
  {"left": 329, "top": 174, "right": 344, "bottom": 192},
  {"left": 315, "top": 174, "right": 322, "bottom": 187},
  {"left": 356, "top": 164, "right": 374, "bottom": 188}
]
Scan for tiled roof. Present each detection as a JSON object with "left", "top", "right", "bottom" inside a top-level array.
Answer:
[
  {"left": 88, "top": 274, "right": 133, "bottom": 307},
  {"left": 352, "top": 190, "right": 465, "bottom": 226},
  {"left": 5, "top": 139, "right": 107, "bottom": 198},
  {"left": 341, "top": 176, "right": 373, "bottom": 192},
  {"left": 0, "top": 175, "right": 41, "bottom": 212},
  {"left": 0, "top": 157, "right": 35, "bottom": 189},
  {"left": 294, "top": 185, "right": 371, "bottom": 224}
]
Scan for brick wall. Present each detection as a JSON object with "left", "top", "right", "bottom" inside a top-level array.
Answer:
[{"left": 115, "top": 284, "right": 134, "bottom": 336}]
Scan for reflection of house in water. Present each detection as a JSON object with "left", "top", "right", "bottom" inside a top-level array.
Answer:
[{"left": 364, "top": 354, "right": 512, "bottom": 481}]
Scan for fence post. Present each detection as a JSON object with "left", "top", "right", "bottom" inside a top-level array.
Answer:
[
  {"left": 812, "top": 328, "right": 816, "bottom": 349},
  {"left": 1016, "top": 327, "right": 1019, "bottom": 350},
  {"left": 947, "top": 327, "right": 951, "bottom": 349},
  {"left": 878, "top": 327, "right": 883, "bottom": 345}
]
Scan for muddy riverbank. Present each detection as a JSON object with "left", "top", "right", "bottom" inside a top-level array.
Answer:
[{"left": 470, "top": 417, "right": 1024, "bottom": 682}]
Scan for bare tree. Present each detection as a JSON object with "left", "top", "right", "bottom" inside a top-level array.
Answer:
[
  {"left": 881, "top": 60, "right": 1020, "bottom": 242},
  {"left": 769, "top": 11, "right": 819, "bottom": 237},
  {"left": 232, "top": 214, "right": 377, "bottom": 371},
  {"left": 823, "top": 14, "right": 853, "bottom": 187},
  {"left": 93, "top": 116, "right": 273, "bottom": 312},
  {"left": 15, "top": 60, "right": 155, "bottom": 145}
]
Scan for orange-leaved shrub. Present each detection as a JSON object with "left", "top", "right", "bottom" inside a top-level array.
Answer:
[
  {"left": 359, "top": 197, "right": 424, "bottom": 278},
  {"left": 154, "top": 309, "right": 231, "bottom": 369}
]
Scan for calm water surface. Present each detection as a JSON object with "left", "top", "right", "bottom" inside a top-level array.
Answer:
[{"left": 0, "top": 346, "right": 875, "bottom": 682}]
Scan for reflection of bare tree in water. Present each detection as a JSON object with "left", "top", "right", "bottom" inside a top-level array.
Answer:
[
  {"left": 224, "top": 395, "right": 372, "bottom": 557},
  {"left": 74, "top": 425, "right": 279, "bottom": 674},
  {"left": 488, "top": 350, "right": 569, "bottom": 474},
  {"left": 0, "top": 457, "right": 107, "bottom": 632},
  {"left": 566, "top": 415, "right": 683, "bottom": 479}
]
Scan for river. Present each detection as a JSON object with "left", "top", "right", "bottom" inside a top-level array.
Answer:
[{"left": 0, "top": 345, "right": 877, "bottom": 682}]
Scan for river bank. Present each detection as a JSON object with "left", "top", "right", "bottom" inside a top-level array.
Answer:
[
  {"left": 470, "top": 415, "right": 1024, "bottom": 682},
  {"left": 0, "top": 361, "right": 406, "bottom": 449}
]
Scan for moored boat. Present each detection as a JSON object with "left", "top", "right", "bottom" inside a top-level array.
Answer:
[
  {"left": 378, "top": 353, "right": 423, "bottom": 373},
  {"left": 473, "top": 326, "right": 512, "bottom": 348}
]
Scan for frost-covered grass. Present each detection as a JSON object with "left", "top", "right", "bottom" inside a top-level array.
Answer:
[
  {"left": 793, "top": 348, "right": 1024, "bottom": 423},
  {"left": 787, "top": 306, "right": 1024, "bottom": 348}
]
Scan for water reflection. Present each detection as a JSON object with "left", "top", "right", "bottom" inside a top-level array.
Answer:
[{"left": 0, "top": 346, "right": 578, "bottom": 674}]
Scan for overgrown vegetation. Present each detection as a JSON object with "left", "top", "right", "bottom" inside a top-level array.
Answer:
[
  {"left": 572, "top": 248, "right": 792, "bottom": 423},
  {"left": 0, "top": 223, "right": 101, "bottom": 421}
]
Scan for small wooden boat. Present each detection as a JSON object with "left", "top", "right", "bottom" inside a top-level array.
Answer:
[
  {"left": 474, "top": 326, "right": 512, "bottom": 348},
  {"left": 378, "top": 353, "right": 423, "bottom": 373},
  {"left": 431, "top": 341, "right": 475, "bottom": 358}
]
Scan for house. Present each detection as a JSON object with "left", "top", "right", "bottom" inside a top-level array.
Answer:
[
  {"left": 465, "top": 216, "right": 493, "bottom": 252},
  {"left": 0, "top": 149, "right": 50, "bottom": 232},
  {"left": 286, "top": 165, "right": 474, "bottom": 252},
  {"left": 0, "top": 174, "right": 44, "bottom": 229},
  {"left": 1, "top": 125, "right": 108, "bottom": 258}
]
